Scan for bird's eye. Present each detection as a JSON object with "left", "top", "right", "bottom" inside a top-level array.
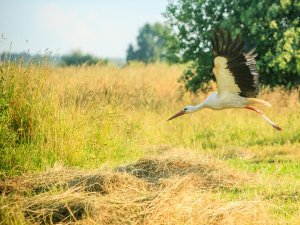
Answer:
[{"left": 184, "top": 108, "right": 187, "bottom": 111}]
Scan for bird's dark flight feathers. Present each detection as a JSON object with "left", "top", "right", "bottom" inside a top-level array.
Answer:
[{"left": 211, "top": 29, "right": 259, "bottom": 98}]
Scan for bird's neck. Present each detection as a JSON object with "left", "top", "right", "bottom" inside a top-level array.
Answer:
[
  {"left": 192, "top": 92, "right": 218, "bottom": 112},
  {"left": 193, "top": 102, "right": 206, "bottom": 112}
]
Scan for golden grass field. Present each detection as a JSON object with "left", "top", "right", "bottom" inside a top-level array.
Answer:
[{"left": 0, "top": 62, "right": 300, "bottom": 224}]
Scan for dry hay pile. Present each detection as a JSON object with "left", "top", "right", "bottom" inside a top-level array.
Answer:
[{"left": 0, "top": 150, "right": 274, "bottom": 225}]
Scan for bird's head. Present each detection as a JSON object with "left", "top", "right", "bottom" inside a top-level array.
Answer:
[{"left": 167, "top": 106, "right": 195, "bottom": 121}]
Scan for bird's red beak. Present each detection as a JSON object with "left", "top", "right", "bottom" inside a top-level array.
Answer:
[{"left": 167, "top": 110, "right": 185, "bottom": 121}]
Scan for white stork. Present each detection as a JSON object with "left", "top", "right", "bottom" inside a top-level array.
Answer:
[{"left": 168, "top": 29, "right": 282, "bottom": 131}]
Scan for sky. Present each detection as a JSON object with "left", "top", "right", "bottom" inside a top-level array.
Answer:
[{"left": 0, "top": 0, "right": 168, "bottom": 58}]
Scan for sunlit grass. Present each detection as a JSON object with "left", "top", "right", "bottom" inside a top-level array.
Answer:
[{"left": 0, "top": 61, "right": 299, "bottom": 224}]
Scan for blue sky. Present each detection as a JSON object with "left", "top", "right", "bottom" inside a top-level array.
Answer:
[{"left": 0, "top": 0, "right": 168, "bottom": 58}]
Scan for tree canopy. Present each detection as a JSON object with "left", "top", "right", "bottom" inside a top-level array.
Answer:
[
  {"left": 166, "top": 0, "right": 300, "bottom": 92},
  {"left": 126, "top": 23, "right": 180, "bottom": 63}
]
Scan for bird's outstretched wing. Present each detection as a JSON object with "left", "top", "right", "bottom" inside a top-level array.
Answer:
[{"left": 211, "top": 29, "right": 259, "bottom": 97}]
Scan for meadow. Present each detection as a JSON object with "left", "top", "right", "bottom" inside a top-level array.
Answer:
[{"left": 0, "top": 62, "right": 300, "bottom": 224}]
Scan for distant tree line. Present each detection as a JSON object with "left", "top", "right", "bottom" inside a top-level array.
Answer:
[
  {"left": 0, "top": 52, "right": 59, "bottom": 65},
  {"left": 0, "top": 51, "right": 116, "bottom": 67}
]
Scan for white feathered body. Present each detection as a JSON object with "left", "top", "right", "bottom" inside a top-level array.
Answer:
[{"left": 203, "top": 92, "right": 249, "bottom": 110}]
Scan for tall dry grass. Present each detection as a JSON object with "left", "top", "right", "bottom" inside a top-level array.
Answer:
[
  {"left": 0, "top": 62, "right": 187, "bottom": 175},
  {"left": 1, "top": 61, "right": 300, "bottom": 174}
]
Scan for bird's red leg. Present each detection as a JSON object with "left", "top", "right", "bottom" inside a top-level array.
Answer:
[
  {"left": 245, "top": 106, "right": 263, "bottom": 115},
  {"left": 245, "top": 106, "right": 283, "bottom": 131}
]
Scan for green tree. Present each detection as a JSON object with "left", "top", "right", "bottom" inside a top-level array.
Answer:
[
  {"left": 126, "top": 23, "right": 180, "bottom": 63},
  {"left": 126, "top": 44, "right": 137, "bottom": 62},
  {"left": 166, "top": 0, "right": 300, "bottom": 92}
]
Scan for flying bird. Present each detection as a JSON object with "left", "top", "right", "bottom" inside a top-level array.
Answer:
[{"left": 168, "top": 29, "right": 282, "bottom": 131}]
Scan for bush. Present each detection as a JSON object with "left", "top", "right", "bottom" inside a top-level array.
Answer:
[{"left": 61, "top": 50, "right": 107, "bottom": 66}]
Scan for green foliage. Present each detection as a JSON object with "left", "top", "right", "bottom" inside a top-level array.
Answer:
[
  {"left": 61, "top": 50, "right": 107, "bottom": 66},
  {"left": 126, "top": 23, "right": 180, "bottom": 63},
  {"left": 166, "top": 0, "right": 300, "bottom": 92}
]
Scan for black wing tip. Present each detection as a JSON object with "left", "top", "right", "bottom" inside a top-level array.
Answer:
[
  {"left": 211, "top": 28, "right": 236, "bottom": 57},
  {"left": 211, "top": 28, "right": 259, "bottom": 57},
  {"left": 211, "top": 28, "right": 260, "bottom": 98}
]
